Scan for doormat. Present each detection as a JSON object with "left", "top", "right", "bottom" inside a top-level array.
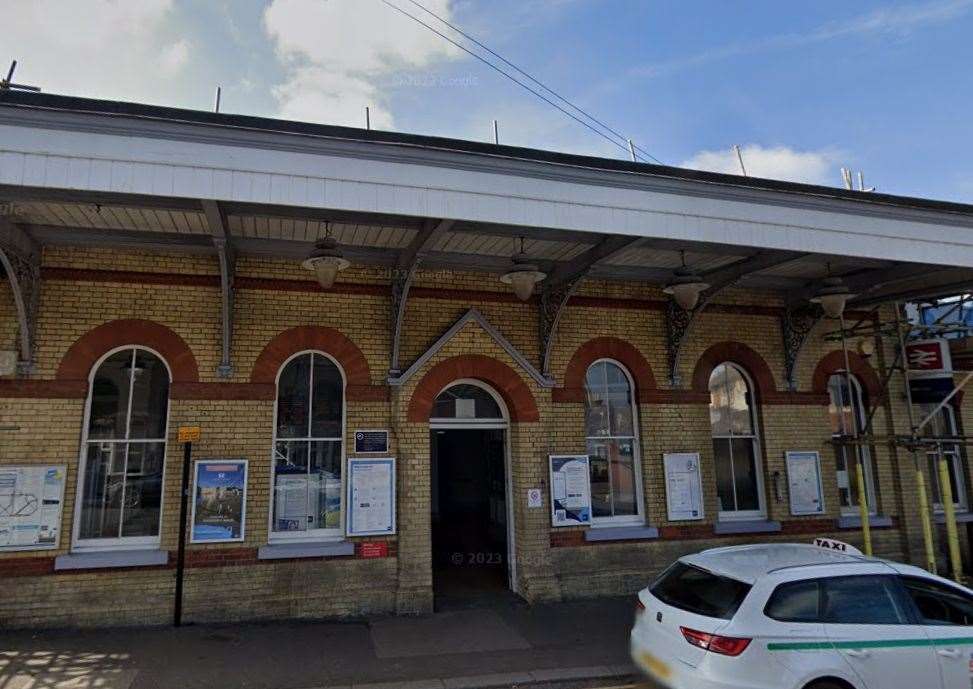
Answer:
[{"left": 369, "top": 609, "right": 531, "bottom": 658}]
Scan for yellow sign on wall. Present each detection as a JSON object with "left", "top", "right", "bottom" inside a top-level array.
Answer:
[{"left": 177, "top": 426, "right": 201, "bottom": 443}]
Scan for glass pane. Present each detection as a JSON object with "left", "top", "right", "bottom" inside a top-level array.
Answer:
[
  {"left": 730, "top": 437, "right": 760, "bottom": 511},
  {"left": 823, "top": 576, "right": 908, "bottom": 624},
  {"left": 273, "top": 441, "right": 310, "bottom": 532},
  {"left": 311, "top": 354, "right": 343, "bottom": 438},
  {"left": 309, "top": 440, "right": 342, "bottom": 529},
  {"left": 127, "top": 351, "right": 170, "bottom": 439},
  {"left": 87, "top": 350, "right": 133, "bottom": 439},
  {"left": 431, "top": 384, "right": 502, "bottom": 419},
  {"left": 835, "top": 446, "right": 853, "bottom": 509},
  {"left": 276, "top": 354, "right": 311, "bottom": 439},
  {"left": 584, "top": 362, "right": 611, "bottom": 437},
  {"left": 79, "top": 443, "right": 123, "bottom": 539},
  {"left": 587, "top": 439, "right": 612, "bottom": 518},
  {"left": 928, "top": 450, "right": 963, "bottom": 506},
  {"left": 651, "top": 563, "right": 752, "bottom": 620},
  {"left": 605, "top": 363, "right": 635, "bottom": 436},
  {"left": 725, "top": 365, "right": 753, "bottom": 435},
  {"left": 904, "top": 577, "right": 973, "bottom": 625},
  {"left": 765, "top": 580, "right": 822, "bottom": 622},
  {"left": 713, "top": 438, "right": 735, "bottom": 512},
  {"left": 828, "top": 375, "right": 854, "bottom": 435},
  {"left": 610, "top": 438, "right": 637, "bottom": 517},
  {"left": 708, "top": 364, "right": 731, "bottom": 436},
  {"left": 119, "top": 442, "right": 164, "bottom": 537}
]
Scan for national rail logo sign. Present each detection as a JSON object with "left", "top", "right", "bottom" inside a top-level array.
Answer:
[{"left": 906, "top": 339, "right": 954, "bottom": 403}]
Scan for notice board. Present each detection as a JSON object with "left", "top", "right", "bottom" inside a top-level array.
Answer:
[
  {"left": 786, "top": 451, "right": 825, "bottom": 515},
  {"left": 549, "top": 455, "right": 592, "bottom": 527},
  {"left": 347, "top": 458, "right": 396, "bottom": 536},
  {"left": 0, "top": 465, "right": 67, "bottom": 551},
  {"left": 663, "top": 453, "right": 704, "bottom": 521}
]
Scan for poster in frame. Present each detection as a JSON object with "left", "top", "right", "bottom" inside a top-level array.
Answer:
[{"left": 190, "top": 460, "right": 248, "bottom": 543}]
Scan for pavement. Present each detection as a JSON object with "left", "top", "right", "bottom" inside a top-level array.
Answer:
[{"left": 0, "top": 595, "right": 642, "bottom": 689}]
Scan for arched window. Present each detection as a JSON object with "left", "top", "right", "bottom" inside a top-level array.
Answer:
[
  {"left": 76, "top": 347, "right": 170, "bottom": 546},
  {"left": 828, "top": 373, "right": 877, "bottom": 514},
  {"left": 920, "top": 403, "right": 968, "bottom": 511},
  {"left": 709, "top": 362, "right": 765, "bottom": 519},
  {"left": 585, "top": 360, "right": 643, "bottom": 522},
  {"left": 271, "top": 351, "right": 344, "bottom": 538},
  {"left": 431, "top": 382, "right": 504, "bottom": 423}
]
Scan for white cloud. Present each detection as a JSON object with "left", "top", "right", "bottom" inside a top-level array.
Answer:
[
  {"left": 680, "top": 145, "right": 841, "bottom": 185},
  {"left": 1, "top": 1, "right": 190, "bottom": 104},
  {"left": 263, "top": 0, "right": 461, "bottom": 128}
]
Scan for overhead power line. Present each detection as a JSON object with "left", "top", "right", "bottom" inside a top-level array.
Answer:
[
  {"left": 397, "top": 0, "right": 663, "bottom": 165},
  {"left": 379, "top": 0, "right": 663, "bottom": 164}
]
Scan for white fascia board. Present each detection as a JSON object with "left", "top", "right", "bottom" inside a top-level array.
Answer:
[{"left": 1, "top": 117, "right": 972, "bottom": 268}]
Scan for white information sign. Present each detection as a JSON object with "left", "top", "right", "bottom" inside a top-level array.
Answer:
[
  {"left": 549, "top": 455, "right": 592, "bottom": 527},
  {"left": 786, "top": 451, "right": 825, "bottom": 516},
  {"left": 663, "top": 453, "right": 704, "bottom": 521},
  {"left": 0, "top": 465, "right": 67, "bottom": 551},
  {"left": 526, "top": 488, "right": 543, "bottom": 509},
  {"left": 347, "top": 457, "right": 396, "bottom": 536}
]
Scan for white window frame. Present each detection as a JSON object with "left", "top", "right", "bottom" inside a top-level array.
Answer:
[
  {"left": 72, "top": 345, "right": 172, "bottom": 552},
  {"left": 709, "top": 362, "right": 767, "bottom": 521},
  {"left": 268, "top": 350, "right": 347, "bottom": 543},
  {"left": 828, "top": 373, "right": 878, "bottom": 516},
  {"left": 922, "top": 404, "right": 969, "bottom": 513},
  {"left": 583, "top": 358, "right": 646, "bottom": 526},
  {"left": 429, "top": 378, "right": 508, "bottom": 430}
]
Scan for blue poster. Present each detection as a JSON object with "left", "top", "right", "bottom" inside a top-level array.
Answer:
[
  {"left": 191, "top": 460, "right": 247, "bottom": 543},
  {"left": 549, "top": 455, "right": 592, "bottom": 527}
]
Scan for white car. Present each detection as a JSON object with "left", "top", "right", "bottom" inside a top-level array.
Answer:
[{"left": 631, "top": 542, "right": 973, "bottom": 689}]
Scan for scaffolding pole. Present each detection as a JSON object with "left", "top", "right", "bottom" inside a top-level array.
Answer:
[
  {"left": 894, "top": 302, "right": 939, "bottom": 575},
  {"left": 839, "top": 312, "right": 872, "bottom": 555},
  {"left": 936, "top": 441, "right": 965, "bottom": 583}
]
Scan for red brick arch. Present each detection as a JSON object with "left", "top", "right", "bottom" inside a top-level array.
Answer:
[
  {"left": 407, "top": 354, "right": 540, "bottom": 422},
  {"left": 691, "top": 341, "right": 777, "bottom": 399},
  {"left": 57, "top": 319, "right": 199, "bottom": 383},
  {"left": 811, "top": 350, "right": 882, "bottom": 399},
  {"left": 555, "top": 337, "right": 657, "bottom": 403},
  {"left": 250, "top": 326, "right": 383, "bottom": 401}
]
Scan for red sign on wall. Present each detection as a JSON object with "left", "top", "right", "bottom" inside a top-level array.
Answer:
[
  {"left": 906, "top": 339, "right": 949, "bottom": 372},
  {"left": 359, "top": 542, "right": 388, "bottom": 559}
]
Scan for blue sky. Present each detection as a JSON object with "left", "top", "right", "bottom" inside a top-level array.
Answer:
[{"left": 7, "top": 0, "right": 973, "bottom": 201}]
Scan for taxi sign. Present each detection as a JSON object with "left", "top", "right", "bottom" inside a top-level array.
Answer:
[
  {"left": 177, "top": 426, "right": 201, "bottom": 443},
  {"left": 812, "top": 537, "right": 862, "bottom": 555}
]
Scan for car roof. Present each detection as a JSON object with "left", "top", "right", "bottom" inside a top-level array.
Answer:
[{"left": 681, "top": 543, "right": 872, "bottom": 584}]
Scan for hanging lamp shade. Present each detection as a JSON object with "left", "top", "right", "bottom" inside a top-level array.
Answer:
[
  {"left": 500, "top": 238, "right": 546, "bottom": 301},
  {"left": 664, "top": 253, "right": 709, "bottom": 310},
  {"left": 302, "top": 235, "right": 350, "bottom": 289},
  {"left": 811, "top": 275, "right": 854, "bottom": 318}
]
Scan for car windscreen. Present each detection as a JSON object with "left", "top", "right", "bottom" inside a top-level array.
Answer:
[{"left": 650, "top": 562, "right": 752, "bottom": 620}]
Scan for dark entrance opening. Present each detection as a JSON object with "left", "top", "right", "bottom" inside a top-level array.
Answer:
[{"left": 431, "top": 428, "right": 508, "bottom": 606}]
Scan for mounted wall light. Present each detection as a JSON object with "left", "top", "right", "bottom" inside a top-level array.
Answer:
[
  {"left": 500, "top": 236, "right": 546, "bottom": 301},
  {"left": 663, "top": 251, "right": 709, "bottom": 311},
  {"left": 302, "top": 223, "right": 349, "bottom": 289},
  {"left": 810, "top": 265, "right": 854, "bottom": 319}
]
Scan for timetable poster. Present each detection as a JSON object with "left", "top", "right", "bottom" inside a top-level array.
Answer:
[
  {"left": 786, "top": 451, "right": 825, "bottom": 516},
  {"left": 347, "top": 458, "right": 396, "bottom": 536},
  {"left": 549, "top": 455, "right": 592, "bottom": 527},
  {"left": 663, "top": 453, "right": 704, "bottom": 521}
]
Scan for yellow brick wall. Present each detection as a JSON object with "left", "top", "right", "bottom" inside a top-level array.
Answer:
[{"left": 0, "top": 246, "right": 959, "bottom": 627}]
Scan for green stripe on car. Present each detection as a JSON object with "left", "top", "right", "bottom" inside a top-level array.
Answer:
[{"left": 768, "top": 637, "right": 973, "bottom": 651}]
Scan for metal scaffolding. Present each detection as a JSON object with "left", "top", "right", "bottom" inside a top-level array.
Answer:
[{"left": 823, "top": 297, "right": 973, "bottom": 582}]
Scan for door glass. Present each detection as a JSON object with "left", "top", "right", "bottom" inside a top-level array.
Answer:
[
  {"left": 822, "top": 576, "right": 909, "bottom": 625},
  {"left": 902, "top": 577, "right": 973, "bottom": 626}
]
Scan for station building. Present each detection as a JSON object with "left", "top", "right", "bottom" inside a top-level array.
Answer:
[{"left": 0, "top": 91, "right": 972, "bottom": 627}]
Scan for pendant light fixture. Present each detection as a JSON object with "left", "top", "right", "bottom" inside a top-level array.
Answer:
[
  {"left": 302, "top": 222, "right": 349, "bottom": 289},
  {"left": 811, "top": 263, "right": 854, "bottom": 318},
  {"left": 500, "top": 236, "right": 546, "bottom": 301},
  {"left": 664, "top": 251, "right": 709, "bottom": 311}
]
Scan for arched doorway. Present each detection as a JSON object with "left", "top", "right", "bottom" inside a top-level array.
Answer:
[{"left": 429, "top": 379, "right": 512, "bottom": 605}]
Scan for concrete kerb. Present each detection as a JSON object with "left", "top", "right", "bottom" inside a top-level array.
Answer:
[{"left": 304, "top": 664, "right": 640, "bottom": 689}]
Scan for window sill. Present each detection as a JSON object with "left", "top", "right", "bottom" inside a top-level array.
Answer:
[
  {"left": 836, "top": 515, "right": 894, "bottom": 529},
  {"left": 54, "top": 549, "right": 168, "bottom": 571},
  {"left": 584, "top": 525, "right": 659, "bottom": 542},
  {"left": 258, "top": 540, "right": 354, "bottom": 560},
  {"left": 934, "top": 512, "right": 973, "bottom": 524},
  {"left": 714, "top": 520, "right": 781, "bottom": 535}
]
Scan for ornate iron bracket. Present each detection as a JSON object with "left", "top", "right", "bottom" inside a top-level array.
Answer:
[
  {"left": 781, "top": 302, "right": 823, "bottom": 391},
  {"left": 0, "top": 220, "right": 40, "bottom": 376},
  {"left": 539, "top": 275, "right": 585, "bottom": 377},
  {"left": 664, "top": 298, "right": 697, "bottom": 388},
  {"left": 389, "top": 263, "right": 418, "bottom": 378}
]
